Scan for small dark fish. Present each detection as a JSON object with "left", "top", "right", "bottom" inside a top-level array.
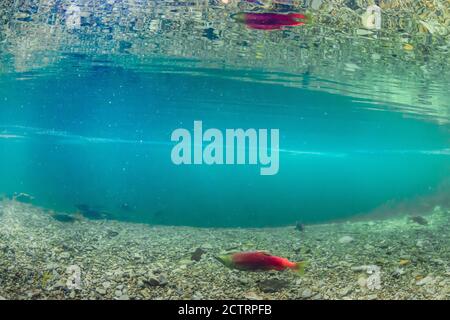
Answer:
[
  {"left": 409, "top": 216, "right": 428, "bottom": 226},
  {"left": 119, "top": 203, "right": 135, "bottom": 212},
  {"left": 152, "top": 209, "right": 165, "bottom": 221},
  {"left": 191, "top": 248, "right": 207, "bottom": 262},
  {"left": 13, "top": 192, "right": 34, "bottom": 203},
  {"left": 295, "top": 221, "right": 305, "bottom": 232},
  {"left": 75, "top": 204, "right": 107, "bottom": 220},
  {"left": 75, "top": 204, "right": 91, "bottom": 212},
  {"left": 81, "top": 209, "right": 106, "bottom": 220},
  {"left": 52, "top": 214, "right": 77, "bottom": 223},
  {"left": 106, "top": 230, "right": 119, "bottom": 238}
]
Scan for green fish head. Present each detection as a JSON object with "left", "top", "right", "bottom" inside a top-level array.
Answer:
[{"left": 215, "top": 254, "right": 234, "bottom": 268}]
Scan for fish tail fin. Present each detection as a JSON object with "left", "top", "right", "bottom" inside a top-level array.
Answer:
[
  {"left": 290, "top": 13, "right": 306, "bottom": 20},
  {"left": 304, "top": 12, "right": 314, "bottom": 24},
  {"left": 293, "top": 261, "right": 307, "bottom": 276}
]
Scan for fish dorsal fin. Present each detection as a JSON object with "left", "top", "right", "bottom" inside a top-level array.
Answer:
[{"left": 257, "top": 251, "right": 271, "bottom": 256}]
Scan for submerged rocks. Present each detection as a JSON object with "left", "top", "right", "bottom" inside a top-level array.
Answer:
[
  {"left": 144, "top": 275, "right": 168, "bottom": 287},
  {"left": 0, "top": 200, "right": 448, "bottom": 300},
  {"left": 352, "top": 265, "right": 381, "bottom": 290}
]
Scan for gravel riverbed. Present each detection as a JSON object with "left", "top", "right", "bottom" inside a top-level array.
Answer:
[{"left": 0, "top": 200, "right": 448, "bottom": 300}]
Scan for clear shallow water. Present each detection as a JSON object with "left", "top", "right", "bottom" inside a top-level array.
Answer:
[{"left": 0, "top": 1, "right": 449, "bottom": 227}]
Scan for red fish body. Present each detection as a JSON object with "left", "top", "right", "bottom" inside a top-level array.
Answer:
[
  {"left": 233, "top": 12, "right": 307, "bottom": 30},
  {"left": 217, "top": 251, "right": 305, "bottom": 274}
]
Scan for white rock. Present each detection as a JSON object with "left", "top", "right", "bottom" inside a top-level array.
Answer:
[
  {"left": 310, "top": 0, "right": 323, "bottom": 10},
  {"left": 244, "top": 292, "right": 262, "bottom": 300},
  {"left": 60, "top": 252, "right": 70, "bottom": 259},
  {"left": 301, "top": 289, "right": 313, "bottom": 299},
  {"left": 344, "top": 64, "right": 360, "bottom": 72},
  {"left": 357, "top": 29, "right": 373, "bottom": 36},
  {"left": 338, "top": 236, "right": 354, "bottom": 244},
  {"left": 96, "top": 288, "right": 106, "bottom": 295},
  {"left": 357, "top": 276, "right": 367, "bottom": 289},
  {"left": 416, "top": 275, "right": 434, "bottom": 286}
]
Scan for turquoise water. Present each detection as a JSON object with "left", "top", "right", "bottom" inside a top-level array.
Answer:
[
  {"left": 1, "top": 65, "right": 448, "bottom": 227},
  {"left": 0, "top": 1, "right": 449, "bottom": 227}
]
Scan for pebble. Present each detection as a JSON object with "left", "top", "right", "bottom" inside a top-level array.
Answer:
[
  {"left": 356, "top": 29, "right": 373, "bottom": 36},
  {"left": 258, "top": 279, "right": 289, "bottom": 293},
  {"left": 310, "top": 0, "right": 323, "bottom": 10},
  {"left": 339, "top": 287, "right": 352, "bottom": 297},
  {"left": 357, "top": 276, "right": 367, "bottom": 289},
  {"left": 416, "top": 275, "right": 434, "bottom": 286},
  {"left": 192, "top": 292, "right": 203, "bottom": 300},
  {"left": 301, "top": 289, "right": 313, "bottom": 299},
  {"left": 60, "top": 252, "right": 70, "bottom": 259},
  {"left": 244, "top": 292, "right": 262, "bottom": 300},
  {"left": 96, "top": 287, "right": 106, "bottom": 295},
  {"left": 201, "top": 244, "right": 213, "bottom": 250},
  {"left": 392, "top": 268, "right": 405, "bottom": 278},
  {"left": 145, "top": 275, "right": 168, "bottom": 287},
  {"left": 344, "top": 64, "right": 360, "bottom": 73},
  {"left": 338, "top": 236, "right": 354, "bottom": 244}
]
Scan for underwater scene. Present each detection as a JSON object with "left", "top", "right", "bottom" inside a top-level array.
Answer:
[{"left": 0, "top": 0, "right": 449, "bottom": 301}]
